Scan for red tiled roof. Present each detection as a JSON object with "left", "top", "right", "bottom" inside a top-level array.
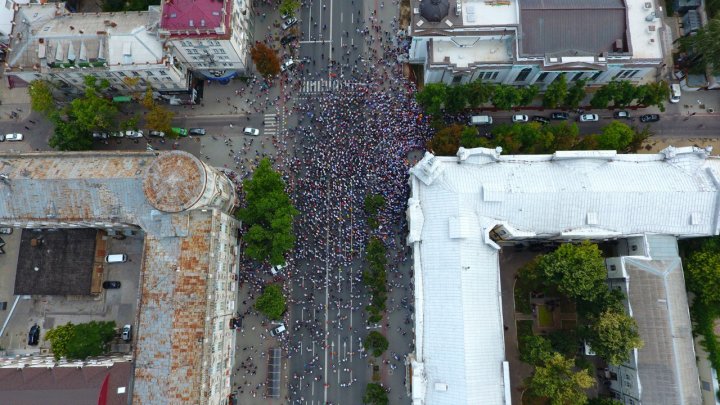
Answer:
[{"left": 160, "top": 0, "right": 228, "bottom": 34}]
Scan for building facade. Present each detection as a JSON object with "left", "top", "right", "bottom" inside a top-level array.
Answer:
[
  {"left": 409, "top": 0, "right": 668, "bottom": 88},
  {"left": 3, "top": 4, "right": 189, "bottom": 92},
  {"left": 159, "top": 0, "right": 254, "bottom": 82}
]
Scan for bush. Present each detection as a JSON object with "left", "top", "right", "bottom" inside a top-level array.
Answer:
[{"left": 45, "top": 321, "right": 116, "bottom": 360}]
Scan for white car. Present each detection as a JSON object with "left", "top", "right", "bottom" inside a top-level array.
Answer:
[
  {"left": 148, "top": 130, "right": 165, "bottom": 138},
  {"left": 579, "top": 114, "right": 599, "bottom": 122},
  {"left": 243, "top": 127, "right": 260, "bottom": 136},
  {"left": 5, "top": 133, "right": 23, "bottom": 141},
  {"left": 511, "top": 114, "right": 529, "bottom": 123},
  {"left": 269, "top": 323, "right": 287, "bottom": 337},
  {"left": 121, "top": 324, "right": 132, "bottom": 341},
  {"left": 281, "top": 17, "right": 298, "bottom": 30},
  {"left": 270, "top": 263, "right": 287, "bottom": 276},
  {"left": 280, "top": 59, "right": 296, "bottom": 72},
  {"left": 125, "top": 130, "right": 144, "bottom": 138}
]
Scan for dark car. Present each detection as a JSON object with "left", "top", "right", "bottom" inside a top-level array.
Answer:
[
  {"left": 550, "top": 112, "right": 569, "bottom": 120},
  {"left": 28, "top": 324, "right": 40, "bottom": 345},
  {"left": 92, "top": 132, "right": 109, "bottom": 140},
  {"left": 280, "top": 35, "right": 298, "bottom": 46},
  {"left": 639, "top": 114, "right": 660, "bottom": 123},
  {"left": 102, "top": 281, "right": 122, "bottom": 289},
  {"left": 189, "top": 128, "right": 206, "bottom": 136},
  {"left": 613, "top": 110, "right": 630, "bottom": 119},
  {"left": 532, "top": 116, "right": 550, "bottom": 124}
]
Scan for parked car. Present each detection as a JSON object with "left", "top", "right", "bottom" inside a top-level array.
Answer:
[
  {"left": 102, "top": 281, "right": 122, "bottom": 289},
  {"left": 5, "top": 133, "right": 23, "bottom": 141},
  {"left": 28, "top": 324, "right": 40, "bottom": 345},
  {"left": 110, "top": 131, "right": 124, "bottom": 138},
  {"left": 670, "top": 83, "right": 681, "bottom": 103},
  {"left": 639, "top": 114, "right": 660, "bottom": 123},
  {"left": 0, "top": 134, "right": 5, "bottom": 142},
  {"left": 125, "top": 130, "right": 143, "bottom": 138},
  {"left": 171, "top": 127, "right": 188, "bottom": 137},
  {"left": 512, "top": 114, "right": 529, "bottom": 123},
  {"left": 189, "top": 128, "right": 206, "bottom": 136},
  {"left": 550, "top": 112, "right": 569, "bottom": 120},
  {"left": 281, "top": 34, "right": 298, "bottom": 46},
  {"left": 92, "top": 132, "right": 109, "bottom": 140},
  {"left": 149, "top": 130, "right": 166, "bottom": 137},
  {"left": 531, "top": 116, "right": 550, "bottom": 124},
  {"left": 269, "top": 323, "right": 287, "bottom": 337},
  {"left": 281, "top": 17, "right": 298, "bottom": 30},
  {"left": 579, "top": 114, "right": 599, "bottom": 122},
  {"left": 243, "top": 127, "right": 260, "bottom": 136},
  {"left": 121, "top": 324, "right": 132, "bottom": 342},
  {"left": 613, "top": 111, "right": 630, "bottom": 119},
  {"left": 281, "top": 59, "right": 296, "bottom": 72},
  {"left": 0, "top": 227, "right": 13, "bottom": 234}
]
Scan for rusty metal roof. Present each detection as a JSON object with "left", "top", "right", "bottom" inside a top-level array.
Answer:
[{"left": 143, "top": 151, "right": 208, "bottom": 213}]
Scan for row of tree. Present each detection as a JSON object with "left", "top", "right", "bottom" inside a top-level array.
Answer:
[
  {"left": 29, "top": 78, "right": 176, "bottom": 151},
  {"left": 415, "top": 78, "right": 669, "bottom": 116},
  {"left": 427, "top": 121, "right": 648, "bottom": 156},
  {"left": 363, "top": 237, "right": 388, "bottom": 324},
  {"left": 45, "top": 321, "right": 117, "bottom": 361}
]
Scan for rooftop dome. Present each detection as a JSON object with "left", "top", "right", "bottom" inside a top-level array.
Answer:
[
  {"left": 420, "top": 0, "right": 449, "bottom": 22},
  {"left": 143, "top": 151, "right": 208, "bottom": 213}
]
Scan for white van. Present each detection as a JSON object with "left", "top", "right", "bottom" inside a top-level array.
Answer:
[
  {"left": 105, "top": 254, "right": 128, "bottom": 263},
  {"left": 470, "top": 115, "right": 493, "bottom": 126},
  {"left": 270, "top": 263, "right": 287, "bottom": 276},
  {"left": 670, "top": 83, "right": 681, "bottom": 103}
]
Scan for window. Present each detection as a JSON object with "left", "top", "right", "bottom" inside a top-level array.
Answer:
[
  {"left": 146, "top": 71, "right": 154, "bottom": 76},
  {"left": 213, "top": 48, "right": 226, "bottom": 54},
  {"left": 590, "top": 71, "right": 602, "bottom": 81},
  {"left": 515, "top": 68, "right": 532, "bottom": 82},
  {"left": 118, "top": 72, "right": 126, "bottom": 77},
  {"left": 452, "top": 75, "right": 463, "bottom": 84},
  {"left": 5, "top": 0, "right": 11, "bottom": 10},
  {"left": 571, "top": 72, "right": 584, "bottom": 82},
  {"left": 478, "top": 71, "right": 499, "bottom": 81},
  {"left": 131, "top": 71, "right": 140, "bottom": 77},
  {"left": 159, "top": 71, "right": 168, "bottom": 76},
  {"left": 535, "top": 72, "right": 549, "bottom": 83}
]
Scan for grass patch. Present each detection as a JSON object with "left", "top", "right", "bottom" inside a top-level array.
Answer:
[
  {"left": 517, "top": 320, "right": 535, "bottom": 354},
  {"left": 561, "top": 319, "right": 577, "bottom": 330},
  {"left": 538, "top": 305, "right": 554, "bottom": 327}
]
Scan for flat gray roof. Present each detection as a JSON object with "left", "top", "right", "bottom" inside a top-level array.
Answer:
[{"left": 519, "top": 0, "right": 627, "bottom": 56}]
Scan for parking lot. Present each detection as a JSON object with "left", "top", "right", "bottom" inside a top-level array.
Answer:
[{"left": 0, "top": 228, "right": 145, "bottom": 355}]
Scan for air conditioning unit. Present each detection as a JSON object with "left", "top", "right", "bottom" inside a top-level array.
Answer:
[
  {"left": 413, "top": 7, "right": 419, "bottom": 14},
  {"left": 644, "top": 2, "right": 652, "bottom": 8}
]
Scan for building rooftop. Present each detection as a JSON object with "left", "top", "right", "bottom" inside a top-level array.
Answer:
[
  {"left": 611, "top": 234, "right": 701, "bottom": 405},
  {"left": 14, "top": 229, "right": 98, "bottom": 296},
  {"left": 0, "top": 362, "right": 132, "bottom": 405},
  {"left": 143, "top": 151, "right": 209, "bottom": 213},
  {"left": 518, "top": 0, "right": 628, "bottom": 56},
  {"left": 407, "top": 146, "right": 719, "bottom": 405},
  {"left": 7, "top": 4, "right": 164, "bottom": 70},
  {"left": 431, "top": 37, "right": 513, "bottom": 67},
  {"left": 159, "top": 0, "right": 230, "bottom": 36}
]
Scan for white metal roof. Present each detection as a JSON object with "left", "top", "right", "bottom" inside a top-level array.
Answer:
[{"left": 407, "top": 146, "right": 720, "bottom": 405}]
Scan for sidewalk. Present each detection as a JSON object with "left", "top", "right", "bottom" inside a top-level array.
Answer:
[{"left": 0, "top": 87, "right": 32, "bottom": 122}]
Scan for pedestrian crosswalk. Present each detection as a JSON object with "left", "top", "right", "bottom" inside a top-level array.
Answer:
[
  {"left": 301, "top": 80, "right": 369, "bottom": 94},
  {"left": 264, "top": 113, "right": 279, "bottom": 136}
]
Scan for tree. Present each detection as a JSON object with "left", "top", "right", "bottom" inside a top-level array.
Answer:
[
  {"left": 606, "top": 81, "right": 637, "bottom": 108},
  {"left": 587, "top": 398, "right": 624, "bottom": 405},
  {"left": 536, "top": 241, "right": 608, "bottom": 302},
  {"left": 364, "top": 237, "right": 388, "bottom": 322},
  {"left": 145, "top": 105, "right": 175, "bottom": 135},
  {"left": 586, "top": 310, "right": 643, "bottom": 365},
  {"left": 48, "top": 118, "right": 93, "bottom": 151},
  {"left": 45, "top": 321, "right": 116, "bottom": 360},
  {"left": 678, "top": 17, "right": 720, "bottom": 73},
  {"left": 526, "top": 352, "right": 594, "bottom": 405},
  {"left": 364, "top": 194, "right": 385, "bottom": 229},
  {"left": 141, "top": 87, "right": 156, "bottom": 109},
  {"left": 466, "top": 80, "right": 495, "bottom": 107},
  {"left": 29, "top": 80, "right": 54, "bottom": 115},
  {"left": 596, "top": 121, "right": 635, "bottom": 151},
  {"left": 589, "top": 87, "right": 612, "bottom": 109},
  {"left": 416, "top": 83, "right": 447, "bottom": 116},
  {"left": 543, "top": 74, "right": 568, "bottom": 108},
  {"left": 564, "top": 79, "right": 587, "bottom": 109},
  {"left": 363, "top": 331, "right": 389, "bottom": 357},
  {"left": 278, "top": 0, "right": 301, "bottom": 17},
  {"left": 68, "top": 86, "right": 118, "bottom": 131},
  {"left": 255, "top": 284, "right": 286, "bottom": 320},
  {"left": 459, "top": 126, "right": 486, "bottom": 149},
  {"left": 238, "top": 158, "right": 298, "bottom": 265},
  {"left": 491, "top": 84, "right": 521, "bottom": 110},
  {"left": 491, "top": 123, "right": 554, "bottom": 154},
  {"left": 548, "top": 122, "right": 579, "bottom": 151},
  {"left": 427, "top": 124, "right": 464, "bottom": 156},
  {"left": 518, "top": 85, "right": 539, "bottom": 106},
  {"left": 250, "top": 42, "right": 281, "bottom": 78},
  {"left": 636, "top": 81, "right": 670, "bottom": 111},
  {"left": 444, "top": 84, "right": 469, "bottom": 113},
  {"left": 685, "top": 238, "right": 720, "bottom": 305},
  {"left": 519, "top": 334, "right": 554, "bottom": 365},
  {"left": 363, "top": 383, "right": 389, "bottom": 405}
]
